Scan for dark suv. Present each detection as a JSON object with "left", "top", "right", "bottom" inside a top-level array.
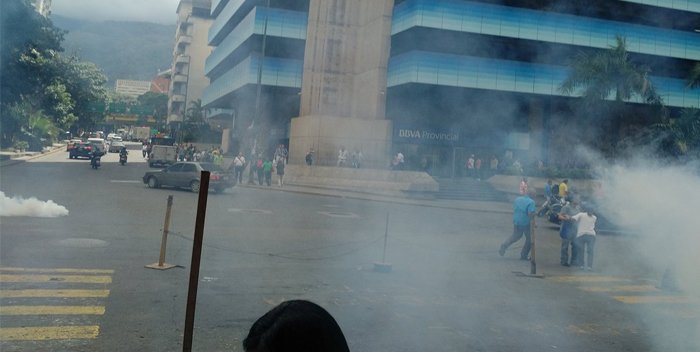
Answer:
[{"left": 69, "top": 142, "right": 94, "bottom": 159}]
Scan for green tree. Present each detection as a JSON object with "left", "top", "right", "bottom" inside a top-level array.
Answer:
[
  {"left": 559, "top": 36, "right": 665, "bottom": 156},
  {"left": 688, "top": 63, "right": 700, "bottom": 89},
  {"left": 185, "top": 99, "right": 205, "bottom": 125},
  {"left": 136, "top": 92, "right": 168, "bottom": 125},
  {"left": 560, "top": 36, "right": 661, "bottom": 104}
]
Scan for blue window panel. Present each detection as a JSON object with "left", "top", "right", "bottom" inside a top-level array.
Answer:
[
  {"left": 438, "top": 66, "right": 460, "bottom": 86},
  {"left": 458, "top": 67, "right": 479, "bottom": 87},
  {"left": 416, "top": 64, "right": 439, "bottom": 84},
  {"left": 687, "top": 40, "right": 700, "bottom": 59},
  {"left": 495, "top": 67, "right": 516, "bottom": 91},
  {"left": 394, "top": 0, "right": 700, "bottom": 60}
]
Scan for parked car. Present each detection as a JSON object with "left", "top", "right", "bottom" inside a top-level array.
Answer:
[
  {"left": 87, "top": 138, "right": 107, "bottom": 154},
  {"left": 109, "top": 141, "right": 126, "bottom": 153},
  {"left": 69, "top": 142, "right": 94, "bottom": 159},
  {"left": 142, "top": 162, "right": 233, "bottom": 193}
]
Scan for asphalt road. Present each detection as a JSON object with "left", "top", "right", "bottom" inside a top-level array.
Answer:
[{"left": 1, "top": 150, "right": 698, "bottom": 351}]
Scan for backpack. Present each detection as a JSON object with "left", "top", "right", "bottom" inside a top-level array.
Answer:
[{"left": 552, "top": 183, "right": 560, "bottom": 196}]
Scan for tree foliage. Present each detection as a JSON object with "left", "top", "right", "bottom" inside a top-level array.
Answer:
[
  {"left": 560, "top": 36, "right": 662, "bottom": 105},
  {"left": 0, "top": 0, "right": 108, "bottom": 146}
]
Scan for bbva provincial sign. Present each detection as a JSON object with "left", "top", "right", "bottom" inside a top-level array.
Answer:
[{"left": 394, "top": 127, "right": 459, "bottom": 145}]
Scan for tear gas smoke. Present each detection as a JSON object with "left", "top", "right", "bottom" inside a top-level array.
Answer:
[
  {"left": 0, "top": 191, "right": 69, "bottom": 218},
  {"left": 595, "top": 160, "right": 700, "bottom": 294}
]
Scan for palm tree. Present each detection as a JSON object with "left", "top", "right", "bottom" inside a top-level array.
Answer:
[
  {"left": 560, "top": 36, "right": 661, "bottom": 104},
  {"left": 688, "top": 63, "right": 700, "bottom": 89},
  {"left": 559, "top": 36, "right": 665, "bottom": 156}
]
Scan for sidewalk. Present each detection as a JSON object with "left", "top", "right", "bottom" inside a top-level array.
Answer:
[
  {"left": 235, "top": 181, "right": 513, "bottom": 214},
  {"left": 0, "top": 143, "right": 65, "bottom": 167}
]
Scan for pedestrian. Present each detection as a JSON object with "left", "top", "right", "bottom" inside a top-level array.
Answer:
[
  {"left": 233, "top": 152, "right": 246, "bottom": 184},
  {"left": 475, "top": 156, "right": 482, "bottom": 180},
  {"left": 519, "top": 177, "right": 528, "bottom": 195},
  {"left": 142, "top": 143, "right": 147, "bottom": 158},
  {"left": 499, "top": 188, "right": 537, "bottom": 260},
  {"left": 396, "top": 151, "right": 404, "bottom": 170},
  {"left": 557, "top": 196, "right": 581, "bottom": 267},
  {"left": 263, "top": 158, "right": 273, "bottom": 186},
  {"left": 351, "top": 149, "right": 362, "bottom": 168},
  {"left": 570, "top": 204, "right": 598, "bottom": 270},
  {"left": 305, "top": 148, "right": 314, "bottom": 166},
  {"left": 276, "top": 156, "right": 285, "bottom": 187},
  {"left": 337, "top": 146, "right": 348, "bottom": 167},
  {"left": 490, "top": 155, "right": 499, "bottom": 177},
  {"left": 559, "top": 179, "right": 569, "bottom": 199},
  {"left": 256, "top": 155, "right": 264, "bottom": 185},
  {"left": 243, "top": 300, "right": 350, "bottom": 352},
  {"left": 466, "top": 154, "right": 475, "bottom": 178}
]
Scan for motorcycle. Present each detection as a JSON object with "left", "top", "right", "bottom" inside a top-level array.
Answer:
[
  {"left": 537, "top": 195, "right": 565, "bottom": 224},
  {"left": 119, "top": 152, "right": 128, "bottom": 165},
  {"left": 90, "top": 153, "right": 102, "bottom": 169}
]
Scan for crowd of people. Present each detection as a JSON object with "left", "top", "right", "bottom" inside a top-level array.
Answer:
[{"left": 499, "top": 179, "right": 598, "bottom": 271}]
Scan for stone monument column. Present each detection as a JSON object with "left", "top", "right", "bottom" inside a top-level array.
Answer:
[{"left": 289, "top": 0, "right": 394, "bottom": 167}]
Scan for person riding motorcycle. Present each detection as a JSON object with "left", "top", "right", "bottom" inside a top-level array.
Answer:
[
  {"left": 90, "top": 149, "right": 103, "bottom": 168},
  {"left": 119, "top": 147, "right": 128, "bottom": 165}
]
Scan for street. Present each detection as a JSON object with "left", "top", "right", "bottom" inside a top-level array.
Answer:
[{"left": 1, "top": 150, "right": 698, "bottom": 351}]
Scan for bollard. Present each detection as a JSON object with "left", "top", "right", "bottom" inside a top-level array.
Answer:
[
  {"left": 146, "top": 195, "right": 177, "bottom": 270},
  {"left": 373, "top": 212, "right": 392, "bottom": 273}
]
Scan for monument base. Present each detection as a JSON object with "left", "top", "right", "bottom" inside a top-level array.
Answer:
[{"left": 289, "top": 115, "right": 392, "bottom": 168}]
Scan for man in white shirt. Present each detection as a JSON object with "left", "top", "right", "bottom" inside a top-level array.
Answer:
[
  {"left": 570, "top": 205, "right": 597, "bottom": 270},
  {"left": 233, "top": 153, "right": 246, "bottom": 184}
]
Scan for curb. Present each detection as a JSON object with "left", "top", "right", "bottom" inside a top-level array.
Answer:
[{"left": 0, "top": 145, "right": 65, "bottom": 167}]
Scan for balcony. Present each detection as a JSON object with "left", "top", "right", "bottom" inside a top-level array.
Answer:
[
  {"left": 172, "top": 73, "right": 188, "bottom": 83},
  {"left": 175, "top": 55, "right": 190, "bottom": 64},
  {"left": 176, "top": 34, "right": 192, "bottom": 47},
  {"left": 170, "top": 93, "right": 186, "bottom": 103}
]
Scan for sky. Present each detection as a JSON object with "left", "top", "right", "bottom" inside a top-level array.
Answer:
[{"left": 51, "top": 0, "right": 181, "bottom": 24}]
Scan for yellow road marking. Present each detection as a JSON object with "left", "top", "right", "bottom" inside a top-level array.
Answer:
[
  {"left": 581, "top": 285, "right": 659, "bottom": 293},
  {"left": 613, "top": 296, "right": 691, "bottom": 304},
  {"left": 0, "top": 305, "right": 105, "bottom": 315},
  {"left": 0, "top": 289, "right": 110, "bottom": 298},
  {"left": 0, "top": 326, "right": 100, "bottom": 340},
  {"left": 551, "top": 275, "right": 627, "bottom": 283},
  {"left": 0, "top": 267, "right": 114, "bottom": 274},
  {"left": 0, "top": 274, "right": 112, "bottom": 284}
]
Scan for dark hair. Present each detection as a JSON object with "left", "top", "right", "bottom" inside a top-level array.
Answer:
[{"left": 243, "top": 300, "right": 350, "bottom": 352}]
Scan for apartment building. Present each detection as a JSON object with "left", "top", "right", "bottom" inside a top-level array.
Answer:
[{"left": 167, "top": 0, "right": 213, "bottom": 125}]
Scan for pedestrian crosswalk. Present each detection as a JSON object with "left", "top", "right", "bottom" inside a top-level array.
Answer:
[
  {"left": 0, "top": 266, "right": 113, "bottom": 347},
  {"left": 550, "top": 274, "right": 698, "bottom": 316}
]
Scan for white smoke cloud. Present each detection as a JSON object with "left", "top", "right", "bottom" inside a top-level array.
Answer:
[
  {"left": 0, "top": 191, "right": 69, "bottom": 218},
  {"left": 596, "top": 161, "right": 700, "bottom": 294}
]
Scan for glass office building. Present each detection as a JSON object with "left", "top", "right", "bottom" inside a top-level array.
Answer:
[{"left": 202, "top": 0, "right": 700, "bottom": 173}]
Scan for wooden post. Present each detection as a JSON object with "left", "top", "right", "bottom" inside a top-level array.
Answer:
[
  {"left": 183, "top": 171, "right": 210, "bottom": 352},
  {"left": 530, "top": 220, "right": 537, "bottom": 275},
  {"left": 146, "top": 195, "right": 176, "bottom": 270}
]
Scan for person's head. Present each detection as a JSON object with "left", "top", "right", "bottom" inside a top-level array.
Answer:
[
  {"left": 547, "top": 179, "right": 552, "bottom": 185},
  {"left": 243, "top": 300, "right": 349, "bottom": 352},
  {"left": 563, "top": 179, "right": 569, "bottom": 184}
]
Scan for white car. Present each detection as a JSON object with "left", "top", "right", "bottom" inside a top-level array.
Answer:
[{"left": 108, "top": 141, "right": 125, "bottom": 153}]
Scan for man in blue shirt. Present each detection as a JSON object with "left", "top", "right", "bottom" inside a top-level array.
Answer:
[{"left": 499, "top": 188, "right": 537, "bottom": 260}]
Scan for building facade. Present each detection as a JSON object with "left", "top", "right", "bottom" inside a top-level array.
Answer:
[
  {"left": 115, "top": 79, "right": 153, "bottom": 98},
  {"left": 167, "top": 0, "right": 214, "bottom": 126},
  {"left": 202, "top": 0, "right": 700, "bottom": 173}
]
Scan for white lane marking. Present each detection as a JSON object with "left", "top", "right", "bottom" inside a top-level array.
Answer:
[
  {"left": 110, "top": 180, "right": 141, "bottom": 183},
  {"left": 228, "top": 208, "right": 273, "bottom": 214},
  {"left": 317, "top": 211, "right": 359, "bottom": 218}
]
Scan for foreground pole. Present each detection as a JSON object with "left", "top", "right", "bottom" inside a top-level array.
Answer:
[{"left": 183, "top": 171, "right": 210, "bottom": 352}]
